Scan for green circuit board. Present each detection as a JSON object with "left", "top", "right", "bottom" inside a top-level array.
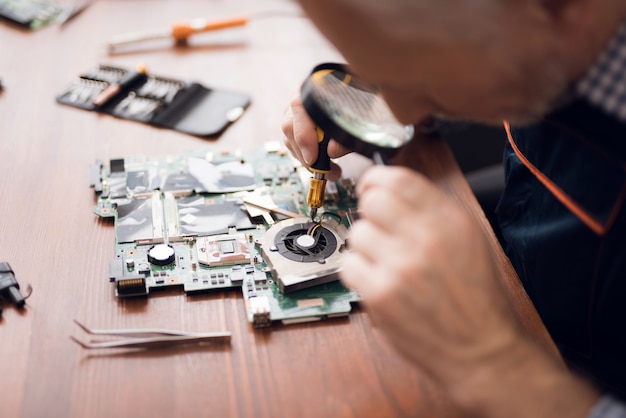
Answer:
[
  {"left": 90, "top": 144, "right": 360, "bottom": 327},
  {"left": 0, "top": 0, "right": 62, "bottom": 29}
]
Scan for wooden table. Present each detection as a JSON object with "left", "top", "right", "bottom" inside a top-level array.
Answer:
[{"left": 0, "top": 1, "right": 557, "bottom": 417}]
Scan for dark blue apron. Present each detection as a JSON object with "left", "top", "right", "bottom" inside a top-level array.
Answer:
[{"left": 497, "top": 99, "right": 626, "bottom": 397}]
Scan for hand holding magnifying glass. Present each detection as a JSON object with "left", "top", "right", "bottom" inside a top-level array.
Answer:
[{"left": 299, "top": 63, "right": 415, "bottom": 220}]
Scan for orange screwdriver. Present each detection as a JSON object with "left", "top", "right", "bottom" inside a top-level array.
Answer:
[{"left": 107, "top": 17, "right": 248, "bottom": 51}]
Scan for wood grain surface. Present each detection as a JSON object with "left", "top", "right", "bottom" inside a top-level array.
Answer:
[{"left": 0, "top": 1, "right": 555, "bottom": 417}]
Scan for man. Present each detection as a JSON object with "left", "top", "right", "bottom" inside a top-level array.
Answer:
[{"left": 282, "top": 0, "right": 626, "bottom": 416}]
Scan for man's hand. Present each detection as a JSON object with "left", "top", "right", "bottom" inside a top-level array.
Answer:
[
  {"left": 341, "top": 165, "right": 519, "bottom": 384},
  {"left": 341, "top": 165, "right": 598, "bottom": 417},
  {"left": 281, "top": 95, "right": 350, "bottom": 181}
]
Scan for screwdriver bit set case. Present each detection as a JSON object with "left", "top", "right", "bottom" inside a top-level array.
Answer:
[{"left": 56, "top": 64, "right": 251, "bottom": 137}]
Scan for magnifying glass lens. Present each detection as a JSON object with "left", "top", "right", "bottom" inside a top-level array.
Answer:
[{"left": 306, "top": 66, "right": 413, "bottom": 156}]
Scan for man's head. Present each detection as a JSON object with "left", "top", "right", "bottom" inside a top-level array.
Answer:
[{"left": 298, "top": 0, "right": 626, "bottom": 125}]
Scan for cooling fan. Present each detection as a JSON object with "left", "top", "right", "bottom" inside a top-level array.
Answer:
[{"left": 258, "top": 217, "right": 348, "bottom": 293}]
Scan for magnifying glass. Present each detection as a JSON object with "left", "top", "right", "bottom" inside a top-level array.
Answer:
[
  {"left": 301, "top": 62, "right": 414, "bottom": 164},
  {"left": 300, "top": 62, "right": 414, "bottom": 219}
]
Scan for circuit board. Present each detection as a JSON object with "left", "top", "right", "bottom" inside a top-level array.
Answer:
[
  {"left": 0, "top": 0, "right": 62, "bottom": 29},
  {"left": 90, "top": 144, "right": 360, "bottom": 327}
]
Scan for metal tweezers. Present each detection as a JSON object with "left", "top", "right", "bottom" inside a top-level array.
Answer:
[{"left": 71, "top": 319, "right": 231, "bottom": 349}]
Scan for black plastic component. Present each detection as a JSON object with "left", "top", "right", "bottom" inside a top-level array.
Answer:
[
  {"left": 110, "top": 158, "right": 125, "bottom": 173},
  {"left": 116, "top": 277, "right": 147, "bottom": 296},
  {"left": 0, "top": 262, "right": 26, "bottom": 312},
  {"left": 56, "top": 64, "right": 251, "bottom": 138}
]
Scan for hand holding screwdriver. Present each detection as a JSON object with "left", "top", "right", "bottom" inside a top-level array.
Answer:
[{"left": 306, "top": 127, "right": 332, "bottom": 221}]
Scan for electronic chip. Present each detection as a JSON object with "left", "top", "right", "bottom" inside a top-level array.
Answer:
[{"left": 196, "top": 234, "right": 251, "bottom": 267}]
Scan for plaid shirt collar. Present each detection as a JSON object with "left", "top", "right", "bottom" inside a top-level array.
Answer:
[{"left": 576, "top": 20, "right": 626, "bottom": 123}]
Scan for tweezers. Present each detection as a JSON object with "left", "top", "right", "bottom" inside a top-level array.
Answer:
[{"left": 71, "top": 319, "right": 231, "bottom": 349}]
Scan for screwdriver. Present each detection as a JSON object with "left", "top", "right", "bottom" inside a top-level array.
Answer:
[
  {"left": 307, "top": 127, "right": 332, "bottom": 221},
  {"left": 107, "top": 16, "right": 248, "bottom": 51}
]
